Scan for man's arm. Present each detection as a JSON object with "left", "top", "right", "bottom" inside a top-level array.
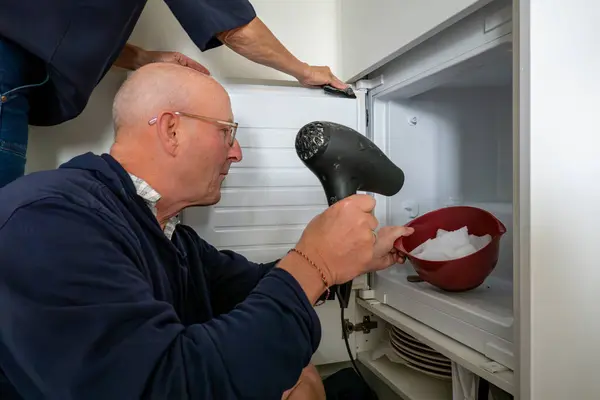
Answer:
[
  {"left": 216, "top": 17, "right": 348, "bottom": 89},
  {"left": 113, "top": 43, "right": 147, "bottom": 70},
  {"left": 0, "top": 201, "right": 322, "bottom": 399},
  {"left": 177, "top": 225, "right": 280, "bottom": 315},
  {"left": 163, "top": 0, "right": 348, "bottom": 88}
]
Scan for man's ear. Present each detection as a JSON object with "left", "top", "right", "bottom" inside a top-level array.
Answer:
[{"left": 156, "top": 112, "right": 179, "bottom": 156}]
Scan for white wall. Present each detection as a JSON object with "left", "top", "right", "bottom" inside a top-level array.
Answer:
[
  {"left": 338, "top": 0, "right": 494, "bottom": 82},
  {"left": 26, "top": 0, "right": 341, "bottom": 173},
  {"left": 129, "top": 0, "right": 340, "bottom": 83},
  {"left": 26, "top": 70, "right": 125, "bottom": 173}
]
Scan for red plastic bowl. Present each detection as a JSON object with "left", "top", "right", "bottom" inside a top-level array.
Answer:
[{"left": 394, "top": 206, "right": 507, "bottom": 292}]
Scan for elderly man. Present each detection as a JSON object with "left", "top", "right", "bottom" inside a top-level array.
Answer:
[
  {"left": 0, "top": 0, "right": 348, "bottom": 187},
  {"left": 0, "top": 63, "right": 412, "bottom": 399}
]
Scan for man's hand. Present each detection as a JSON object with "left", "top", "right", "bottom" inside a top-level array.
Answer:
[
  {"left": 368, "top": 226, "right": 415, "bottom": 271},
  {"left": 296, "top": 65, "right": 349, "bottom": 89},
  {"left": 293, "top": 194, "right": 378, "bottom": 286},
  {"left": 113, "top": 43, "right": 210, "bottom": 75},
  {"left": 217, "top": 17, "right": 349, "bottom": 90},
  {"left": 143, "top": 50, "right": 211, "bottom": 75},
  {"left": 282, "top": 364, "right": 325, "bottom": 400},
  {"left": 278, "top": 194, "right": 378, "bottom": 305}
]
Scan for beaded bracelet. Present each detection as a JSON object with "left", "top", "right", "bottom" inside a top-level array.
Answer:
[{"left": 288, "top": 248, "right": 330, "bottom": 305}]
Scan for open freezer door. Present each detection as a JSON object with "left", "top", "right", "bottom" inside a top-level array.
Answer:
[{"left": 182, "top": 83, "right": 369, "bottom": 365}]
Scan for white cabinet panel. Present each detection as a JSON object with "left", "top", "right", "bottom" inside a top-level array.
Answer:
[
  {"left": 222, "top": 169, "right": 320, "bottom": 187},
  {"left": 212, "top": 206, "right": 325, "bottom": 228},
  {"left": 339, "top": 0, "right": 493, "bottom": 82},
  {"left": 235, "top": 127, "right": 298, "bottom": 148},
  {"left": 209, "top": 226, "right": 305, "bottom": 248},
  {"left": 519, "top": 1, "right": 600, "bottom": 399},
  {"left": 230, "top": 90, "right": 358, "bottom": 129},
  {"left": 218, "top": 188, "right": 326, "bottom": 207},
  {"left": 235, "top": 148, "right": 304, "bottom": 169}
]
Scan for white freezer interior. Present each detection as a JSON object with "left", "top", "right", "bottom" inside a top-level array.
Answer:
[{"left": 370, "top": 40, "right": 515, "bottom": 369}]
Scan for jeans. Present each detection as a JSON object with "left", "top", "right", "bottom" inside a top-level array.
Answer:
[{"left": 0, "top": 38, "right": 48, "bottom": 188}]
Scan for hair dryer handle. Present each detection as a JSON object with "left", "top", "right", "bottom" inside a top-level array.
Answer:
[
  {"left": 336, "top": 282, "right": 353, "bottom": 309},
  {"left": 318, "top": 282, "right": 353, "bottom": 309},
  {"left": 319, "top": 176, "right": 364, "bottom": 308}
]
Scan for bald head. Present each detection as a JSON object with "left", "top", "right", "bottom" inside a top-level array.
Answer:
[
  {"left": 110, "top": 61, "right": 241, "bottom": 216},
  {"left": 112, "top": 62, "right": 228, "bottom": 135}
]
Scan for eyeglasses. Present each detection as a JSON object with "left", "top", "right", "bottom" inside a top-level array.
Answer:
[{"left": 148, "top": 111, "right": 238, "bottom": 146}]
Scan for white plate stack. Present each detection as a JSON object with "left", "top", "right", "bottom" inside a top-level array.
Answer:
[{"left": 388, "top": 326, "right": 452, "bottom": 380}]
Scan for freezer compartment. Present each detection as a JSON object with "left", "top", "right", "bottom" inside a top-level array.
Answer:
[{"left": 369, "top": 35, "right": 514, "bottom": 367}]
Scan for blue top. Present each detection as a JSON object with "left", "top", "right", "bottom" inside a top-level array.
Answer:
[
  {"left": 0, "top": 0, "right": 256, "bottom": 126},
  {"left": 0, "top": 153, "right": 321, "bottom": 400}
]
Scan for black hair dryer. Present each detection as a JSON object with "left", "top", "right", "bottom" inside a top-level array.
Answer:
[{"left": 295, "top": 121, "right": 405, "bottom": 308}]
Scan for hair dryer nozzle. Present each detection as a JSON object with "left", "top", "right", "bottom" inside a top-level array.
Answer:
[
  {"left": 295, "top": 121, "right": 330, "bottom": 162},
  {"left": 295, "top": 121, "right": 404, "bottom": 204}
]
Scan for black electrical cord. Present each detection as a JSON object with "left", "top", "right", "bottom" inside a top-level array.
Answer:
[
  {"left": 338, "top": 289, "right": 377, "bottom": 400},
  {"left": 340, "top": 307, "right": 366, "bottom": 381}
]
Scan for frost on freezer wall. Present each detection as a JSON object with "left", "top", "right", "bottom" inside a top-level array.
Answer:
[{"left": 26, "top": 0, "right": 341, "bottom": 173}]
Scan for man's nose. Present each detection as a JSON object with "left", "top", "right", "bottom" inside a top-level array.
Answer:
[{"left": 228, "top": 139, "right": 243, "bottom": 162}]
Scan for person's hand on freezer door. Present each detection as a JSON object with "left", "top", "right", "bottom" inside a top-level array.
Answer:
[
  {"left": 297, "top": 64, "right": 348, "bottom": 90},
  {"left": 367, "top": 226, "right": 415, "bottom": 271}
]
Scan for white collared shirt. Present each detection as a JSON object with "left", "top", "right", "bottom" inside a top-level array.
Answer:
[{"left": 128, "top": 173, "right": 180, "bottom": 240}]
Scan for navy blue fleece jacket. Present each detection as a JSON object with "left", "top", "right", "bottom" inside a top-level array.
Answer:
[
  {"left": 0, "top": 0, "right": 258, "bottom": 125},
  {"left": 0, "top": 153, "right": 321, "bottom": 400}
]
